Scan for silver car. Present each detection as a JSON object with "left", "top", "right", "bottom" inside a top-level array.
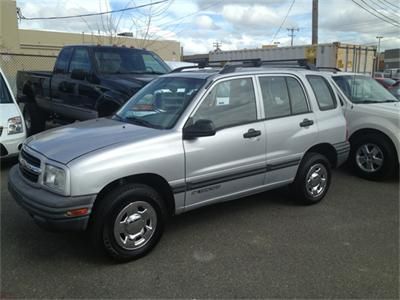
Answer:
[{"left": 8, "top": 65, "right": 349, "bottom": 261}]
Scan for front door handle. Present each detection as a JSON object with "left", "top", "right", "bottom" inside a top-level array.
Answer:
[
  {"left": 299, "top": 119, "right": 314, "bottom": 127},
  {"left": 243, "top": 128, "right": 261, "bottom": 138}
]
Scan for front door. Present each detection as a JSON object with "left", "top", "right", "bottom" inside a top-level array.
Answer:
[{"left": 183, "top": 76, "right": 266, "bottom": 209}]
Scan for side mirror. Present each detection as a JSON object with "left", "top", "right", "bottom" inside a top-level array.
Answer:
[
  {"left": 71, "top": 69, "right": 86, "bottom": 80},
  {"left": 183, "top": 119, "right": 216, "bottom": 140}
]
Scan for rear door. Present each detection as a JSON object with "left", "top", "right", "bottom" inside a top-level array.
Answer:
[
  {"left": 183, "top": 76, "right": 267, "bottom": 208},
  {"left": 257, "top": 75, "right": 318, "bottom": 183}
]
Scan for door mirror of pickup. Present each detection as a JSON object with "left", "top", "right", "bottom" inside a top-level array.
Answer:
[
  {"left": 71, "top": 69, "right": 86, "bottom": 80},
  {"left": 183, "top": 119, "right": 216, "bottom": 139}
]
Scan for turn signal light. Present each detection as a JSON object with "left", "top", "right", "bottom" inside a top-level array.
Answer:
[{"left": 66, "top": 208, "right": 89, "bottom": 217}]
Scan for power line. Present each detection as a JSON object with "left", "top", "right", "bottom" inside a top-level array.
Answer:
[
  {"left": 370, "top": 0, "right": 400, "bottom": 19},
  {"left": 19, "top": 0, "right": 168, "bottom": 20},
  {"left": 270, "top": 0, "right": 296, "bottom": 44},
  {"left": 365, "top": 0, "right": 400, "bottom": 23},
  {"left": 381, "top": 0, "right": 400, "bottom": 9},
  {"left": 374, "top": 0, "right": 400, "bottom": 12},
  {"left": 351, "top": 0, "right": 400, "bottom": 27}
]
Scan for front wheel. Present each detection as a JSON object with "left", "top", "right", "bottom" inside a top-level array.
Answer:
[
  {"left": 291, "top": 153, "right": 331, "bottom": 205},
  {"left": 89, "top": 184, "right": 166, "bottom": 261},
  {"left": 350, "top": 134, "right": 397, "bottom": 180}
]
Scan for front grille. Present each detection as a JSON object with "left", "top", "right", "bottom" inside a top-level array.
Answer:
[
  {"left": 19, "top": 165, "right": 39, "bottom": 182},
  {"left": 19, "top": 148, "right": 41, "bottom": 183},
  {"left": 20, "top": 148, "right": 41, "bottom": 168}
]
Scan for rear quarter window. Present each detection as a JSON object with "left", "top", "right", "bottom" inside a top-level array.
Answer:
[{"left": 307, "top": 75, "right": 337, "bottom": 111}]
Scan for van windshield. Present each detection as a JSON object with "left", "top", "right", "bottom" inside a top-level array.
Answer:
[
  {"left": 115, "top": 77, "right": 206, "bottom": 129},
  {"left": 0, "top": 74, "right": 13, "bottom": 104},
  {"left": 333, "top": 75, "right": 398, "bottom": 104}
]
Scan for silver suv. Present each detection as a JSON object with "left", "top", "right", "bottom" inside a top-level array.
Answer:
[{"left": 9, "top": 62, "right": 349, "bottom": 261}]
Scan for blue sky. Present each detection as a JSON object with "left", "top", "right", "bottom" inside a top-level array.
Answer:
[{"left": 17, "top": 0, "right": 400, "bottom": 54}]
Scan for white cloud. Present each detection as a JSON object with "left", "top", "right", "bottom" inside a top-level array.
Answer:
[{"left": 195, "top": 15, "right": 217, "bottom": 30}]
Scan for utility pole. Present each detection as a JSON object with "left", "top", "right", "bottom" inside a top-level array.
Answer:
[
  {"left": 376, "top": 36, "right": 383, "bottom": 72},
  {"left": 312, "top": 0, "right": 318, "bottom": 45},
  {"left": 287, "top": 28, "right": 299, "bottom": 46},
  {"left": 213, "top": 41, "right": 222, "bottom": 53}
]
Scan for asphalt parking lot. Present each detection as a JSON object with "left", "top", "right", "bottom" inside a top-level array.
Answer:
[{"left": 1, "top": 159, "right": 399, "bottom": 299}]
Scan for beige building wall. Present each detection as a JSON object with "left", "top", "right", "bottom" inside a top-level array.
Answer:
[{"left": 0, "top": 0, "right": 181, "bottom": 93}]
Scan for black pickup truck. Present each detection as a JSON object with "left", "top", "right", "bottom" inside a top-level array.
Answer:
[{"left": 17, "top": 45, "right": 171, "bottom": 134}]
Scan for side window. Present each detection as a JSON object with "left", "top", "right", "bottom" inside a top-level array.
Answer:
[
  {"left": 307, "top": 75, "right": 337, "bottom": 110},
  {"left": 68, "top": 48, "right": 91, "bottom": 73},
  {"left": 287, "top": 77, "right": 309, "bottom": 114},
  {"left": 54, "top": 47, "right": 72, "bottom": 74},
  {"left": 259, "top": 77, "right": 290, "bottom": 119},
  {"left": 193, "top": 78, "right": 257, "bottom": 129}
]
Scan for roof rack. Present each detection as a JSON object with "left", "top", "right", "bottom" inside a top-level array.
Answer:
[
  {"left": 170, "top": 58, "right": 318, "bottom": 74},
  {"left": 219, "top": 58, "right": 317, "bottom": 74},
  {"left": 317, "top": 67, "right": 342, "bottom": 73}
]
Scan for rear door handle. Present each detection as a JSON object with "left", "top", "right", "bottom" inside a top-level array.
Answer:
[
  {"left": 299, "top": 119, "right": 314, "bottom": 127},
  {"left": 243, "top": 128, "right": 261, "bottom": 138}
]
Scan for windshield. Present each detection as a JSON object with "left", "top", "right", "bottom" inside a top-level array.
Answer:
[
  {"left": 0, "top": 74, "right": 13, "bottom": 104},
  {"left": 94, "top": 48, "right": 170, "bottom": 75},
  {"left": 333, "top": 75, "right": 398, "bottom": 103},
  {"left": 115, "top": 77, "right": 206, "bottom": 129}
]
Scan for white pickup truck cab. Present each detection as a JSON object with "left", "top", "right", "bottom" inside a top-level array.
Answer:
[
  {"left": 330, "top": 73, "right": 399, "bottom": 180},
  {"left": 0, "top": 68, "right": 25, "bottom": 158}
]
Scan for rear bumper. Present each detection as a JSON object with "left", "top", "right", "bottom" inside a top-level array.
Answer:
[
  {"left": 8, "top": 165, "right": 96, "bottom": 231},
  {"left": 334, "top": 141, "right": 351, "bottom": 167}
]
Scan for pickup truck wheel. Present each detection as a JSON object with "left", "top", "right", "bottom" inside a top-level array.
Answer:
[
  {"left": 90, "top": 183, "right": 166, "bottom": 261},
  {"left": 23, "top": 103, "right": 46, "bottom": 135},
  {"left": 291, "top": 153, "right": 331, "bottom": 205},
  {"left": 350, "top": 134, "right": 396, "bottom": 180}
]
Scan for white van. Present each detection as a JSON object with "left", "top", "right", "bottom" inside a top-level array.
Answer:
[{"left": 0, "top": 68, "right": 26, "bottom": 158}]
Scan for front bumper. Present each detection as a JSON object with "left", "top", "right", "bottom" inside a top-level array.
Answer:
[
  {"left": 0, "top": 132, "right": 25, "bottom": 158},
  {"left": 334, "top": 141, "right": 351, "bottom": 167},
  {"left": 8, "top": 165, "right": 96, "bottom": 231}
]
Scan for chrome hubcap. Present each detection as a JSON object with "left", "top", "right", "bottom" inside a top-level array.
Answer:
[
  {"left": 113, "top": 201, "right": 157, "bottom": 250},
  {"left": 356, "top": 143, "right": 383, "bottom": 173},
  {"left": 306, "top": 163, "right": 328, "bottom": 198}
]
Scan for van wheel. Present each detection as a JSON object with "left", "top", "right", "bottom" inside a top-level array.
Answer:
[
  {"left": 291, "top": 153, "right": 331, "bottom": 205},
  {"left": 350, "top": 134, "right": 396, "bottom": 180},
  {"left": 23, "top": 103, "right": 46, "bottom": 135},
  {"left": 90, "top": 184, "right": 166, "bottom": 261}
]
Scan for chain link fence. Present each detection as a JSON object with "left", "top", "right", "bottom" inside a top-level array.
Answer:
[{"left": 0, "top": 52, "right": 57, "bottom": 96}]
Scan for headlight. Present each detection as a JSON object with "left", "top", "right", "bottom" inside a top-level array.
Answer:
[
  {"left": 8, "top": 116, "right": 23, "bottom": 135},
  {"left": 43, "top": 164, "right": 66, "bottom": 193}
]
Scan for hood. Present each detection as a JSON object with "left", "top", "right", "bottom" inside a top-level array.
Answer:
[
  {"left": 101, "top": 73, "right": 158, "bottom": 95},
  {"left": 358, "top": 102, "right": 400, "bottom": 115},
  {"left": 26, "top": 118, "right": 163, "bottom": 164}
]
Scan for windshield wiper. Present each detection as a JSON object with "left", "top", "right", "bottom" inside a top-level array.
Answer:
[
  {"left": 356, "top": 100, "right": 382, "bottom": 104},
  {"left": 380, "top": 99, "right": 399, "bottom": 103},
  {"left": 124, "top": 116, "right": 161, "bottom": 129}
]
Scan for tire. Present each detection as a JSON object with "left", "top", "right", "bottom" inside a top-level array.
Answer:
[
  {"left": 23, "top": 102, "right": 46, "bottom": 136},
  {"left": 350, "top": 133, "right": 397, "bottom": 181},
  {"left": 291, "top": 152, "right": 331, "bottom": 205},
  {"left": 89, "top": 183, "right": 166, "bottom": 261}
]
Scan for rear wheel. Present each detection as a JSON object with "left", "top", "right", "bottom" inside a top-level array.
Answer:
[
  {"left": 291, "top": 153, "right": 331, "bottom": 205},
  {"left": 90, "top": 183, "right": 166, "bottom": 261},
  {"left": 23, "top": 102, "right": 46, "bottom": 135},
  {"left": 350, "top": 134, "right": 396, "bottom": 180}
]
